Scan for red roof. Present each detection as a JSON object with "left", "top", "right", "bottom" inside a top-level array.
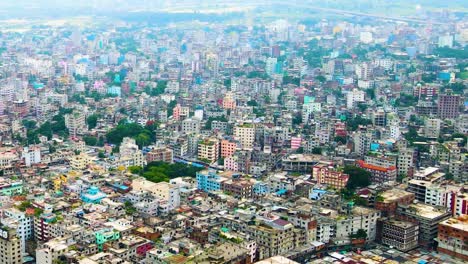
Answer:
[{"left": 357, "top": 160, "right": 396, "bottom": 172}]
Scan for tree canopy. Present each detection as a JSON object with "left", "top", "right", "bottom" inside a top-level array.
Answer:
[
  {"left": 344, "top": 165, "right": 371, "bottom": 190},
  {"left": 141, "top": 161, "right": 203, "bottom": 183}
]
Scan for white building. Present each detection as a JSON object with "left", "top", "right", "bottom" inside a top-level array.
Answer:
[
  {"left": 132, "top": 178, "right": 181, "bottom": 211},
  {"left": 424, "top": 118, "right": 441, "bottom": 139},
  {"left": 346, "top": 89, "right": 365, "bottom": 109},
  {"left": 22, "top": 146, "right": 41, "bottom": 167}
]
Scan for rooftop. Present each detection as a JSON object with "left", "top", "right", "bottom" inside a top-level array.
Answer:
[{"left": 440, "top": 215, "right": 468, "bottom": 232}]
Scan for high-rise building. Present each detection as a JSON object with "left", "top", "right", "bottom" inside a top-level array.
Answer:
[
  {"left": 234, "top": 123, "right": 255, "bottom": 150},
  {"left": 424, "top": 118, "right": 442, "bottom": 139},
  {"left": 436, "top": 216, "right": 468, "bottom": 261},
  {"left": 0, "top": 226, "right": 22, "bottom": 264},
  {"left": 379, "top": 219, "right": 419, "bottom": 252},
  {"left": 438, "top": 93, "right": 460, "bottom": 119},
  {"left": 198, "top": 137, "right": 220, "bottom": 163}
]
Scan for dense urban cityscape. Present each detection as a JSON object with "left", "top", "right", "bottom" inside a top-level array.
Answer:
[{"left": 0, "top": 1, "right": 467, "bottom": 263}]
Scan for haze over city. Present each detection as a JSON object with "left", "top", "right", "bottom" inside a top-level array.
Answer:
[{"left": 0, "top": 1, "right": 466, "bottom": 264}]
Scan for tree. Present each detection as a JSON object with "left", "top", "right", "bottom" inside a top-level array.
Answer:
[
  {"left": 445, "top": 172, "right": 454, "bottom": 180},
  {"left": 346, "top": 116, "right": 372, "bottom": 131},
  {"left": 135, "top": 133, "right": 150, "bottom": 148},
  {"left": 315, "top": 75, "right": 326, "bottom": 83},
  {"left": 334, "top": 136, "right": 347, "bottom": 144},
  {"left": 98, "top": 151, "right": 106, "bottom": 159},
  {"left": 83, "top": 136, "right": 98, "bottom": 146},
  {"left": 344, "top": 166, "right": 371, "bottom": 190},
  {"left": 87, "top": 114, "right": 99, "bottom": 129},
  {"left": 167, "top": 100, "right": 177, "bottom": 117},
  {"left": 350, "top": 229, "right": 367, "bottom": 240},
  {"left": 142, "top": 161, "right": 203, "bottom": 183},
  {"left": 312, "top": 147, "right": 322, "bottom": 155},
  {"left": 22, "top": 120, "right": 37, "bottom": 130},
  {"left": 247, "top": 100, "right": 258, "bottom": 107},
  {"left": 128, "top": 166, "right": 142, "bottom": 174},
  {"left": 292, "top": 114, "right": 302, "bottom": 126}
]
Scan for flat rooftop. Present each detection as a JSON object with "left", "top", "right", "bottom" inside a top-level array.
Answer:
[
  {"left": 440, "top": 215, "right": 468, "bottom": 232},
  {"left": 380, "top": 188, "right": 413, "bottom": 202},
  {"left": 407, "top": 203, "right": 449, "bottom": 219}
]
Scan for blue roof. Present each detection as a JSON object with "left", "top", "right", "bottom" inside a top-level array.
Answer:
[{"left": 276, "top": 189, "right": 287, "bottom": 195}]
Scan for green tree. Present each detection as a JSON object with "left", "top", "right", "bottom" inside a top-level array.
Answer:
[
  {"left": 344, "top": 166, "right": 371, "bottom": 190},
  {"left": 167, "top": 100, "right": 177, "bottom": 117},
  {"left": 128, "top": 166, "right": 142, "bottom": 174},
  {"left": 98, "top": 151, "right": 106, "bottom": 159},
  {"left": 83, "top": 136, "right": 98, "bottom": 146},
  {"left": 87, "top": 114, "right": 99, "bottom": 129},
  {"left": 22, "top": 120, "right": 37, "bottom": 130},
  {"left": 135, "top": 133, "right": 150, "bottom": 148},
  {"left": 334, "top": 136, "right": 347, "bottom": 144},
  {"left": 312, "top": 147, "right": 322, "bottom": 155}
]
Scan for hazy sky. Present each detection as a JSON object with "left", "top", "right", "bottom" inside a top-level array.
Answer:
[{"left": 0, "top": 1, "right": 465, "bottom": 19}]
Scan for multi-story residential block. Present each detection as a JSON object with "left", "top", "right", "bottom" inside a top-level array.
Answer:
[
  {"left": 2, "top": 208, "right": 34, "bottom": 254},
  {"left": 0, "top": 179, "right": 23, "bottom": 196},
  {"left": 397, "top": 148, "right": 415, "bottom": 177},
  {"left": 0, "top": 226, "right": 22, "bottom": 264},
  {"left": 424, "top": 118, "right": 442, "bottom": 139},
  {"left": 396, "top": 203, "right": 451, "bottom": 247},
  {"left": 196, "top": 170, "right": 226, "bottom": 193},
  {"left": 436, "top": 216, "right": 468, "bottom": 261},
  {"left": 357, "top": 160, "right": 397, "bottom": 184},
  {"left": 234, "top": 123, "right": 255, "bottom": 150},
  {"left": 375, "top": 189, "right": 415, "bottom": 217},
  {"left": 181, "top": 118, "right": 201, "bottom": 134},
  {"left": 312, "top": 163, "right": 349, "bottom": 190},
  {"left": 132, "top": 178, "right": 181, "bottom": 210},
  {"left": 146, "top": 147, "right": 173, "bottom": 163},
  {"left": 65, "top": 110, "right": 86, "bottom": 136},
  {"left": 198, "top": 137, "right": 219, "bottom": 163},
  {"left": 438, "top": 93, "right": 460, "bottom": 119},
  {"left": 379, "top": 219, "right": 419, "bottom": 252},
  {"left": 221, "top": 138, "right": 237, "bottom": 158},
  {"left": 335, "top": 205, "right": 381, "bottom": 244}
]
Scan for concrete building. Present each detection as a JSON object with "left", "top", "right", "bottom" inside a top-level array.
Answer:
[
  {"left": 357, "top": 160, "right": 397, "bottom": 184},
  {"left": 380, "top": 219, "right": 419, "bottom": 252},
  {"left": 424, "top": 118, "right": 441, "bottom": 139},
  {"left": 181, "top": 118, "right": 201, "bottom": 134},
  {"left": 36, "top": 237, "right": 71, "bottom": 264},
  {"left": 438, "top": 93, "right": 460, "bottom": 119},
  {"left": 234, "top": 123, "right": 255, "bottom": 150},
  {"left": 312, "top": 163, "right": 349, "bottom": 190},
  {"left": 65, "top": 110, "right": 86, "bottom": 136},
  {"left": 346, "top": 89, "right": 365, "bottom": 109},
  {"left": 198, "top": 137, "right": 220, "bottom": 163},
  {"left": 146, "top": 147, "right": 173, "bottom": 163},
  {"left": 22, "top": 146, "right": 41, "bottom": 167},
  {"left": 132, "top": 177, "right": 181, "bottom": 210},
  {"left": 0, "top": 226, "right": 22, "bottom": 264},
  {"left": 396, "top": 203, "right": 451, "bottom": 247},
  {"left": 436, "top": 215, "right": 468, "bottom": 261}
]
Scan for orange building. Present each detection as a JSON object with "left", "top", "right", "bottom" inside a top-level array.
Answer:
[
  {"left": 221, "top": 139, "right": 237, "bottom": 158},
  {"left": 437, "top": 215, "right": 468, "bottom": 261},
  {"left": 222, "top": 91, "right": 236, "bottom": 110},
  {"left": 312, "top": 164, "right": 349, "bottom": 190},
  {"left": 357, "top": 160, "right": 397, "bottom": 184}
]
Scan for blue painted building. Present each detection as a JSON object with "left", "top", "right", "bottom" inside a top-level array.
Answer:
[
  {"left": 196, "top": 170, "right": 223, "bottom": 193},
  {"left": 81, "top": 186, "right": 107, "bottom": 204},
  {"left": 253, "top": 182, "right": 270, "bottom": 195},
  {"left": 309, "top": 189, "right": 328, "bottom": 200},
  {"left": 107, "top": 86, "right": 121, "bottom": 96}
]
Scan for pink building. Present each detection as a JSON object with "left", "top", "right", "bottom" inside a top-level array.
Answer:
[
  {"left": 172, "top": 104, "right": 181, "bottom": 120},
  {"left": 221, "top": 139, "right": 237, "bottom": 158},
  {"left": 224, "top": 156, "right": 239, "bottom": 172}
]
